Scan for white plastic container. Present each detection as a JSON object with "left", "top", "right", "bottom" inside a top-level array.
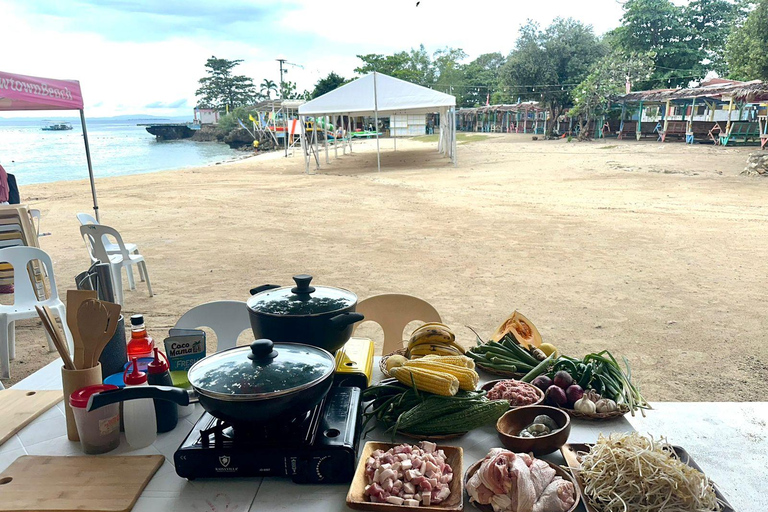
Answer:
[
  {"left": 70, "top": 384, "right": 120, "bottom": 454},
  {"left": 122, "top": 358, "right": 157, "bottom": 449}
]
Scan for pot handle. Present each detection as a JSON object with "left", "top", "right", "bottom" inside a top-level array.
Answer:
[
  {"left": 87, "top": 386, "right": 193, "bottom": 412},
  {"left": 329, "top": 312, "right": 365, "bottom": 330},
  {"left": 249, "top": 284, "right": 281, "bottom": 295}
]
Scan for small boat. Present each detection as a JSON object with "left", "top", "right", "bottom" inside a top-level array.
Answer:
[{"left": 41, "top": 122, "right": 73, "bottom": 131}]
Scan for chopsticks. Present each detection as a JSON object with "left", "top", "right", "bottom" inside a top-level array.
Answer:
[{"left": 35, "top": 305, "right": 76, "bottom": 370}]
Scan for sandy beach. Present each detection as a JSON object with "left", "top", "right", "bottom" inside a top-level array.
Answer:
[{"left": 5, "top": 134, "right": 767, "bottom": 402}]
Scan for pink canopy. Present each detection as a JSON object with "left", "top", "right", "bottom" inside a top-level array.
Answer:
[
  {"left": 0, "top": 71, "right": 84, "bottom": 111},
  {"left": 0, "top": 70, "right": 99, "bottom": 219}
]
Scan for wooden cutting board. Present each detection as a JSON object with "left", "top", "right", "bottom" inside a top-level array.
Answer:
[
  {"left": 0, "top": 389, "right": 62, "bottom": 446},
  {"left": 0, "top": 455, "right": 164, "bottom": 512}
]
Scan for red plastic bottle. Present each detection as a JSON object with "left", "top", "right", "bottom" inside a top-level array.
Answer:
[{"left": 126, "top": 314, "right": 154, "bottom": 361}]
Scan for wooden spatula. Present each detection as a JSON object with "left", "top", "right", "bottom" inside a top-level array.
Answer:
[
  {"left": 90, "top": 301, "right": 121, "bottom": 368},
  {"left": 76, "top": 299, "right": 111, "bottom": 370},
  {"left": 67, "top": 290, "right": 97, "bottom": 369}
]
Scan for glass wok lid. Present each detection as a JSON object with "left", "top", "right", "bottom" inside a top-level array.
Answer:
[
  {"left": 187, "top": 339, "right": 335, "bottom": 399},
  {"left": 247, "top": 274, "right": 357, "bottom": 316}
]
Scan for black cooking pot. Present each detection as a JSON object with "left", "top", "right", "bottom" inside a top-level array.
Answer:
[
  {"left": 247, "top": 274, "right": 364, "bottom": 353},
  {"left": 88, "top": 339, "right": 335, "bottom": 425}
]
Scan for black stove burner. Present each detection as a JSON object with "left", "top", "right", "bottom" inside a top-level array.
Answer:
[{"left": 175, "top": 386, "right": 361, "bottom": 483}]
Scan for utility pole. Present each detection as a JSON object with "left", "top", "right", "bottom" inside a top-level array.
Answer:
[{"left": 277, "top": 58, "right": 286, "bottom": 98}]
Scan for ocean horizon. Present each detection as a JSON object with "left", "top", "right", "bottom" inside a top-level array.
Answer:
[{"left": 0, "top": 117, "right": 242, "bottom": 187}]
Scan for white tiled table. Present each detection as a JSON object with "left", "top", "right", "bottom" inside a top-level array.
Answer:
[{"left": 7, "top": 359, "right": 762, "bottom": 511}]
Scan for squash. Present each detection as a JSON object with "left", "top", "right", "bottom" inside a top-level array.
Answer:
[{"left": 491, "top": 311, "right": 542, "bottom": 348}]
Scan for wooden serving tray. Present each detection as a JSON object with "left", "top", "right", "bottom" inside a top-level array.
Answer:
[
  {"left": 561, "top": 443, "right": 734, "bottom": 512},
  {"left": 346, "top": 441, "right": 464, "bottom": 512}
]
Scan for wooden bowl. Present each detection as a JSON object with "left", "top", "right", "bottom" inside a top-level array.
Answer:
[
  {"left": 480, "top": 379, "right": 545, "bottom": 408},
  {"left": 463, "top": 457, "right": 580, "bottom": 512},
  {"left": 495, "top": 405, "right": 571, "bottom": 456}
]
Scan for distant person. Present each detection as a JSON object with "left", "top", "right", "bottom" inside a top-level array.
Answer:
[
  {"left": 0, "top": 163, "right": 9, "bottom": 205},
  {"left": 7, "top": 173, "right": 19, "bottom": 204}
]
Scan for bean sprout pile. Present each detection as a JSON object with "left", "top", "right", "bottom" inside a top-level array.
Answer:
[{"left": 578, "top": 433, "right": 721, "bottom": 512}]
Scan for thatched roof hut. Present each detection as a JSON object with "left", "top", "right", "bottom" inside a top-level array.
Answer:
[{"left": 618, "top": 79, "right": 768, "bottom": 103}]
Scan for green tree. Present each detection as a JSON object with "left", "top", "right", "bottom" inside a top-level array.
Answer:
[
  {"left": 196, "top": 56, "right": 257, "bottom": 111},
  {"left": 571, "top": 53, "right": 655, "bottom": 139},
  {"left": 280, "top": 80, "right": 303, "bottom": 99},
  {"left": 685, "top": 0, "right": 739, "bottom": 75},
  {"left": 311, "top": 72, "right": 347, "bottom": 98},
  {"left": 462, "top": 52, "right": 507, "bottom": 107},
  {"left": 612, "top": 0, "right": 704, "bottom": 87},
  {"left": 726, "top": 0, "right": 768, "bottom": 80},
  {"left": 354, "top": 45, "right": 435, "bottom": 85},
  {"left": 432, "top": 47, "right": 468, "bottom": 102},
  {"left": 500, "top": 19, "right": 604, "bottom": 137},
  {"left": 260, "top": 79, "right": 278, "bottom": 100}
]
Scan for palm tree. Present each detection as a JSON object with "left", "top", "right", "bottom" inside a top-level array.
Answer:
[{"left": 260, "top": 79, "right": 278, "bottom": 100}]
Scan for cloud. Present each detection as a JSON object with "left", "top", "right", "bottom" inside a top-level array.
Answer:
[
  {"left": 145, "top": 99, "right": 188, "bottom": 109},
  {"left": 1, "top": 0, "right": 626, "bottom": 117}
]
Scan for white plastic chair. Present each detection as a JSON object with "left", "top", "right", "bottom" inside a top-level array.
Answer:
[
  {"left": 80, "top": 224, "right": 153, "bottom": 306},
  {"left": 0, "top": 246, "right": 73, "bottom": 379},
  {"left": 77, "top": 213, "right": 142, "bottom": 287},
  {"left": 354, "top": 294, "right": 442, "bottom": 354},
  {"left": 174, "top": 301, "right": 251, "bottom": 352}
]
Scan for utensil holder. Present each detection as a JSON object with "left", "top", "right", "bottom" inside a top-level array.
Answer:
[
  {"left": 61, "top": 363, "right": 102, "bottom": 441},
  {"left": 99, "top": 315, "right": 126, "bottom": 377}
]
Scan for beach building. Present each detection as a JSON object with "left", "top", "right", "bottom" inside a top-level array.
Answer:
[{"left": 194, "top": 108, "right": 220, "bottom": 125}]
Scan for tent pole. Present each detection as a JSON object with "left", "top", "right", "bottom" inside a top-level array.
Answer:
[
  {"left": 393, "top": 113, "right": 397, "bottom": 152},
  {"left": 284, "top": 106, "right": 289, "bottom": 158},
  {"left": 373, "top": 72, "right": 381, "bottom": 172},
  {"left": 324, "top": 115, "right": 330, "bottom": 164},
  {"left": 313, "top": 117, "right": 320, "bottom": 169},
  {"left": 79, "top": 110, "right": 100, "bottom": 222},
  {"left": 334, "top": 115, "right": 339, "bottom": 159},
  {"left": 452, "top": 107, "right": 458, "bottom": 166},
  {"left": 300, "top": 115, "right": 309, "bottom": 174}
]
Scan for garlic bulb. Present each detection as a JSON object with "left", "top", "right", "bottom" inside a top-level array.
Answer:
[
  {"left": 595, "top": 398, "right": 618, "bottom": 413},
  {"left": 573, "top": 397, "right": 596, "bottom": 414}
]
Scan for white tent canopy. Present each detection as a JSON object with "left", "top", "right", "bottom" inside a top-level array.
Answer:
[{"left": 297, "top": 72, "right": 457, "bottom": 172}]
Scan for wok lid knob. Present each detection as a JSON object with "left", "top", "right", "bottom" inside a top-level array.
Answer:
[{"left": 249, "top": 339, "right": 278, "bottom": 361}]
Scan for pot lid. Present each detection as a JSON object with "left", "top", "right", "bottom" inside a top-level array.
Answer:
[
  {"left": 187, "top": 339, "right": 335, "bottom": 398},
  {"left": 247, "top": 275, "right": 357, "bottom": 316}
]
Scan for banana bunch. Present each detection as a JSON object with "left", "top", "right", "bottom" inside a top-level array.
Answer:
[{"left": 406, "top": 322, "right": 465, "bottom": 358}]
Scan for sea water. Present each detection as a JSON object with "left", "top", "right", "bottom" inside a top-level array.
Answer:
[{"left": 0, "top": 118, "right": 241, "bottom": 186}]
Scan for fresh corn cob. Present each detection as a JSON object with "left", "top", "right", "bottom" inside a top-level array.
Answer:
[
  {"left": 403, "top": 360, "right": 479, "bottom": 391},
  {"left": 421, "top": 354, "right": 476, "bottom": 369},
  {"left": 389, "top": 366, "right": 459, "bottom": 396}
]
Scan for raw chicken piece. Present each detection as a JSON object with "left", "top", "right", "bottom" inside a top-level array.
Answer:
[
  {"left": 532, "top": 477, "right": 575, "bottom": 512},
  {"left": 508, "top": 452, "right": 536, "bottom": 512},
  {"left": 529, "top": 459, "right": 556, "bottom": 497},
  {"left": 467, "top": 471, "right": 495, "bottom": 505}
]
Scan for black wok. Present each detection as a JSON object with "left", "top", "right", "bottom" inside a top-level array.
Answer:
[{"left": 88, "top": 339, "right": 335, "bottom": 425}]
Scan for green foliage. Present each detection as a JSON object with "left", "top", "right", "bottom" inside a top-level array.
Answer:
[
  {"left": 726, "top": 0, "right": 768, "bottom": 80},
  {"left": 463, "top": 53, "right": 508, "bottom": 106},
  {"left": 355, "top": 45, "right": 436, "bottom": 85},
  {"left": 500, "top": 18, "right": 604, "bottom": 136},
  {"left": 196, "top": 56, "right": 257, "bottom": 110},
  {"left": 612, "top": 0, "right": 702, "bottom": 87},
  {"left": 571, "top": 52, "right": 655, "bottom": 121},
  {"left": 312, "top": 72, "right": 347, "bottom": 99},
  {"left": 686, "top": 0, "right": 739, "bottom": 75},
  {"left": 216, "top": 106, "right": 255, "bottom": 137},
  {"left": 260, "top": 79, "right": 277, "bottom": 100}
]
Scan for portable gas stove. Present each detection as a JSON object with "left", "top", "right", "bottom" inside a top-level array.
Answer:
[{"left": 174, "top": 385, "right": 362, "bottom": 483}]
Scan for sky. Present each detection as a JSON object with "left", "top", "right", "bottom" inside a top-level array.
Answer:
[{"left": 1, "top": 0, "right": 627, "bottom": 118}]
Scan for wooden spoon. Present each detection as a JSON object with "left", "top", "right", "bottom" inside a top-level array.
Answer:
[
  {"left": 90, "top": 301, "right": 121, "bottom": 367},
  {"left": 77, "top": 299, "right": 114, "bottom": 369},
  {"left": 67, "top": 290, "right": 97, "bottom": 369}
]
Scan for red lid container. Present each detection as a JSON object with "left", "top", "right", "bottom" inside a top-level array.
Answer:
[
  {"left": 147, "top": 348, "right": 169, "bottom": 375},
  {"left": 69, "top": 384, "right": 118, "bottom": 409},
  {"left": 123, "top": 358, "right": 148, "bottom": 385}
]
